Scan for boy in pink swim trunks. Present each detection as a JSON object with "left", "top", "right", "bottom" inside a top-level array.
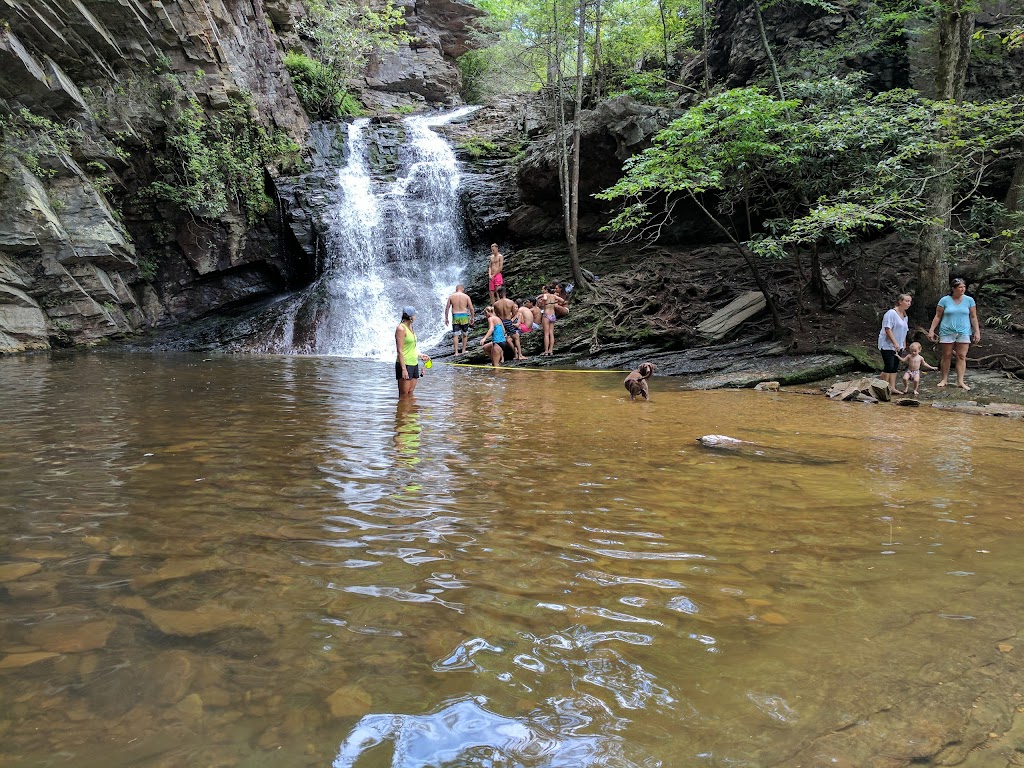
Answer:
[{"left": 487, "top": 243, "right": 503, "bottom": 304}]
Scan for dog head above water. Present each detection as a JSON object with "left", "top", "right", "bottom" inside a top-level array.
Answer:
[{"left": 637, "top": 362, "right": 656, "bottom": 379}]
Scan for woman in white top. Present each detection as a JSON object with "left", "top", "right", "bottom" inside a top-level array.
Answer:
[{"left": 877, "top": 293, "right": 912, "bottom": 392}]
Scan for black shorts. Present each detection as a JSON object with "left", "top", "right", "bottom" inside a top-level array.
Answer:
[
  {"left": 452, "top": 321, "right": 469, "bottom": 336},
  {"left": 880, "top": 349, "right": 900, "bottom": 374},
  {"left": 498, "top": 341, "right": 514, "bottom": 359},
  {"left": 503, "top": 319, "right": 519, "bottom": 336},
  {"left": 395, "top": 361, "right": 421, "bottom": 380}
]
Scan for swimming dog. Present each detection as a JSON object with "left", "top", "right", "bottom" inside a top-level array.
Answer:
[{"left": 624, "top": 362, "right": 656, "bottom": 401}]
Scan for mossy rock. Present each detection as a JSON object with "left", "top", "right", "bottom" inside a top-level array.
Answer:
[
  {"left": 775, "top": 354, "right": 860, "bottom": 386},
  {"left": 833, "top": 344, "right": 881, "bottom": 372}
]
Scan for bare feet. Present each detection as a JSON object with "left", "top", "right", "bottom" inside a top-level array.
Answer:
[
  {"left": 957, "top": 382, "right": 971, "bottom": 390},
  {"left": 937, "top": 381, "right": 947, "bottom": 388},
  {"left": 912, "top": 390, "right": 920, "bottom": 396}
]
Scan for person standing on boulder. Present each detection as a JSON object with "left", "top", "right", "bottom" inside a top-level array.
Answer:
[
  {"left": 537, "top": 285, "right": 566, "bottom": 357},
  {"left": 444, "top": 284, "right": 475, "bottom": 357},
  {"left": 487, "top": 244, "right": 504, "bottom": 305},
  {"left": 877, "top": 293, "right": 911, "bottom": 393}
]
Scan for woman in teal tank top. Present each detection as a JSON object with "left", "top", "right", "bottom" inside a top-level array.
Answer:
[
  {"left": 926, "top": 278, "right": 981, "bottom": 390},
  {"left": 395, "top": 306, "right": 430, "bottom": 398}
]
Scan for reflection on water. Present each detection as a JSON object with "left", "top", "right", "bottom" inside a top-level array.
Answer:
[{"left": 1, "top": 352, "right": 1023, "bottom": 768}]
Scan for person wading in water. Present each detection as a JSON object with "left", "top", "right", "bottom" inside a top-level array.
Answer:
[{"left": 395, "top": 306, "right": 430, "bottom": 398}]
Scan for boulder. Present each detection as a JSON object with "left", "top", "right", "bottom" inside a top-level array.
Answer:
[{"left": 826, "top": 377, "right": 891, "bottom": 403}]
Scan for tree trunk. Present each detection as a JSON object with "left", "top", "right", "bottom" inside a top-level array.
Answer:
[
  {"left": 659, "top": 0, "right": 670, "bottom": 69},
  {"left": 591, "top": 0, "right": 603, "bottom": 102},
  {"left": 1005, "top": 147, "right": 1024, "bottom": 214},
  {"left": 935, "top": 0, "right": 975, "bottom": 102},
  {"left": 752, "top": 1, "right": 784, "bottom": 100},
  {"left": 701, "top": 0, "right": 712, "bottom": 94},
  {"left": 567, "top": 0, "right": 588, "bottom": 290},
  {"left": 915, "top": 0, "right": 975, "bottom": 323}
]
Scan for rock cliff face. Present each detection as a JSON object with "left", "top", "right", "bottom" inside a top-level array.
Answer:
[
  {"left": 0, "top": 0, "right": 482, "bottom": 353},
  {"left": 362, "top": 0, "right": 485, "bottom": 109}
]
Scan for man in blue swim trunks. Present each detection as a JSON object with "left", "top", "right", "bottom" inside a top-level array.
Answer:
[
  {"left": 444, "top": 284, "right": 475, "bottom": 356},
  {"left": 493, "top": 287, "right": 525, "bottom": 360}
]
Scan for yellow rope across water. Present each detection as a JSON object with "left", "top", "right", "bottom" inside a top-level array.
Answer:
[{"left": 441, "top": 362, "right": 631, "bottom": 373}]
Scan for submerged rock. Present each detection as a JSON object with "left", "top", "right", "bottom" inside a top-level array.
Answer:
[
  {"left": 113, "top": 596, "right": 267, "bottom": 639},
  {"left": 698, "top": 435, "right": 747, "bottom": 448},
  {"left": 0, "top": 652, "right": 60, "bottom": 670},
  {"left": 0, "top": 562, "right": 42, "bottom": 582},
  {"left": 697, "top": 435, "right": 843, "bottom": 465}
]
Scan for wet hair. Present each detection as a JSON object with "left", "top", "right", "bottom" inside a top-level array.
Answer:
[{"left": 497, "top": 287, "right": 506, "bottom": 298}]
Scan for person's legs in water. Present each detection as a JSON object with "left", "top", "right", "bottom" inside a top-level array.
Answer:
[
  {"left": 482, "top": 340, "right": 504, "bottom": 367},
  {"left": 396, "top": 361, "right": 420, "bottom": 397}
]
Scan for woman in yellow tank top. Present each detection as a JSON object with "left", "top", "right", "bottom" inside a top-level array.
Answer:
[{"left": 395, "top": 306, "right": 430, "bottom": 398}]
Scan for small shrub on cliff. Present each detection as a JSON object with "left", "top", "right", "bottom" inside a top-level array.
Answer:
[
  {"left": 149, "top": 93, "right": 301, "bottom": 223},
  {"left": 284, "top": 52, "right": 364, "bottom": 117},
  {"left": 0, "top": 108, "right": 82, "bottom": 178},
  {"left": 608, "top": 71, "right": 676, "bottom": 106},
  {"left": 459, "top": 137, "right": 500, "bottom": 158}
]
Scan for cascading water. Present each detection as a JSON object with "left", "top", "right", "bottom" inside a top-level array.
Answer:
[{"left": 280, "top": 106, "right": 479, "bottom": 358}]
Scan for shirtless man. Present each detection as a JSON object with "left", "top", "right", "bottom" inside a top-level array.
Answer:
[
  {"left": 487, "top": 243, "right": 504, "bottom": 305},
  {"left": 516, "top": 301, "right": 534, "bottom": 336},
  {"left": 444, "top": 284, "right": 475, "bottom": 356},
  {"left": 524, "top": 297, "right": 542, "bottom": 331},
  {"left": 493, "top": 287, "right": 524, "bottom": 360},
  {"left": 537, "top": 285, "right": 566, "bottom": 356}
]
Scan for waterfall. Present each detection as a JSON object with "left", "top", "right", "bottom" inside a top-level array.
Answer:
[{"left": 283, "top": 106, "right": 479, "bottom": 358}]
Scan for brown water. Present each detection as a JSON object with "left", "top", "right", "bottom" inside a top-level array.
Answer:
[{"left": 1, "top": 352, "right": 1022, "bottom": 768}]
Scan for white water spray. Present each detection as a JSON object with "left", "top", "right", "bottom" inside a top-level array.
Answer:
[{"left": 286, "top": 106, "right": 478, "bottom": 358}]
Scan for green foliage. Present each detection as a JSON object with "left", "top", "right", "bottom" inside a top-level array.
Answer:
[
  {"left": 459, "top": 136, "right": 500, "bottom": 157},
  {"left": 608, "top": 70, "right": 676, "bottom": 105},
  {"left": 138, "top": 254, "right": 160, "bottom": 281},
  {"left": 292, "top": 0, "right": 410, "bottom": 118},
  {"left": 457, "top": 8, "right": 551, "bottom": 101},
  {"left": 152, "top": 52, "right": 173, "bottom": 74},
  {"left": 599, "top": 0, "right": 702, "bottom": 74},
  {"left": 599, "top": 78, "right": 1024, "bottom": 263},
  {"left": 149, "top": 93, "right": 302, "bottom": 223},
  {"left": 0, "top": 108, "right": 82, "bottom": 178},
  {"left": 462, "top": 0, "right": 704, "bottom": 99},
  {"left": 284, "top": 51, "right": 364, "bottom": 117}
]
